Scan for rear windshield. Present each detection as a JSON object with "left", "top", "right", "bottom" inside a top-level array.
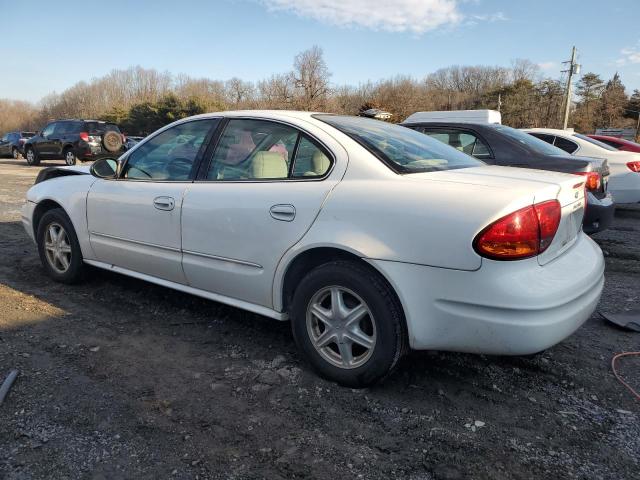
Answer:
[
  {"left": 574, "top": 133, "right": 618, "bottom": 151},
  {"left": 21, "top": 132, "right": 35, "bottom": 138},
  {"left": 315, "top": 115, "right": 483, "bottom": 173},
  {"left": 85, "top": 122, "right": 121, "bottom": 134},
  {"left": 491, "top": 125, "right": 567, "bottom": 155}
]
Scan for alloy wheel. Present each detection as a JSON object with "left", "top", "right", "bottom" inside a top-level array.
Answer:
[
  {"left": 26, "top": 149, "right": 35, "bottom": 164},
  {"left": 44, "top": 222, "right": 72, "bottom": 274},
  {"left": 306, "top": 286, "right": 377, "bottom": 369},
  {"left": 65, "top": 151, "right": 76, "bottom": 166},
  {"left": 12, "top": 148, "right": 18, "bottom": 159}
]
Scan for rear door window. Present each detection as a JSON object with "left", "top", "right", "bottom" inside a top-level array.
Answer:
[
  {"left": 553, "top": 136, "right": 579, "bottom": 154},
  {"left": 421, "top": 128, "right": 493, "bottom": 160},
  {"left": 206, "top": 119, "right": 333, "bottom": 181}
]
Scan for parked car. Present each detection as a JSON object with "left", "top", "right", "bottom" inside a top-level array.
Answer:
[
  {"left": 22, "top": 111, "right": 604, "bottom": 387},
  {"left": 524, "top": 128, "right": 640, "bottom": 204},
  {"left": 23, "top": 120, "right": 125, "bottom": 166},
  {"left": 587, "top": 134, "right": 640, "bottom": 153},
  {"left": 0, "top": 131, "right": 35, "bottom": 158},
  {"left": 401, "top": 120, "right": 614, "bottom": 234}
]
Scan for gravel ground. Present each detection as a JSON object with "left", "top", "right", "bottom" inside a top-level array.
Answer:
[{"left": 0, "top": 157, "right": 638, "bottom": 480}]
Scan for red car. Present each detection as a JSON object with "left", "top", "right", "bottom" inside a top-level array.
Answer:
[{"left": 588, "top": 135, "right": 640, "bottom": 153}]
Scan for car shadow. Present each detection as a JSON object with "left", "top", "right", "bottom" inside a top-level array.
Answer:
[{"left": 0, "top": 218, "right": 580, "bottom": 394}]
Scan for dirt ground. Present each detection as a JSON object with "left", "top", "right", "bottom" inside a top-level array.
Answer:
[{"left": 0, "top": 157, "right": 638, "bottom": 480}]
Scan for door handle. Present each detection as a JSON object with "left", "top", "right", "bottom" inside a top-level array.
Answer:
[
  {"left": 153, "top": 196, "right": 175, "bottom": 211},
  {"left": 269, "top": 204, "right": 296, "bottom": 222}
]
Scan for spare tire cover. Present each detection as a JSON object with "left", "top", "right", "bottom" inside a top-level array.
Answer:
[{"left": 103, "top": 131, "right": 123, "bottom": 153}]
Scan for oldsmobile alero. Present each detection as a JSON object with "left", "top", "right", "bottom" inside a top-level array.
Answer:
[{"left": 22, "top": 111, "right": 605, "bottom": 386}]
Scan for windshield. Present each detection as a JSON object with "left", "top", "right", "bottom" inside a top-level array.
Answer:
[
  {"left": 493, "top": 125, "right": 567, "bottom": 155},
  {"left": 574, "top": 133, "right": 618, "bottom": 151},
  {"left": 315, "top": 115, "right": 483, "bottom": 173}
]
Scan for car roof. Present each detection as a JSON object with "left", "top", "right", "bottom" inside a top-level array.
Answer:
[
  {"left": 400, "top": 121, "right": 493, "bottom": 128},
  {"left": 186, "top": 110, "right": 322, "bottom": 121},
  {"left": 522, "top": 128, "right": 575, "bottom": 135}
]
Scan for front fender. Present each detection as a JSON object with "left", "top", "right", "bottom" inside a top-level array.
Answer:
[{"left": 26, "top": 175, "right": 98, "bottom": 260}]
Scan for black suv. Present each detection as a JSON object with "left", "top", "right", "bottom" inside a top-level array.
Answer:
[
  {"left": 23, "top": 119, "right": 125, "bottom": 166},
  {"left": 0, "top": 131, "right": 35, "bottom": 159},
  {"left": 401, "top": 120, "right": 615, "bottom": 234}
]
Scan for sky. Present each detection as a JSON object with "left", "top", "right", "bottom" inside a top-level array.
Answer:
[{"left": 1, "top": 0, "right": 639, "bottom": 103}]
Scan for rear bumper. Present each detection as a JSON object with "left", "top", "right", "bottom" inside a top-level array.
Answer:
[
  {"left": 368, "top": 233, "right": 604, "bottom": 355},
  {"left": 583, "top": 192, "right": 615, "bottom": 234},
  {"left": 608, "top": 171, "right": 640, "bottom": 204}
]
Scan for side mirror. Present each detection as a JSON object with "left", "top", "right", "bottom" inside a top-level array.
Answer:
[{"left": 90, "top": 158, "right": 119, "bottom": 179}]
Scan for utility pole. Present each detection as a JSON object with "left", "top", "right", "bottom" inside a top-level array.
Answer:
[
  {"left": 561, "top": 46, "right": 580, "bottom": 130},
  {"left": 497, "top": 93, "right": 502, "bottom": 113}
]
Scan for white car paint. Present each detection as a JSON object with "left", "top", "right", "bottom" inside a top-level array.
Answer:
[
  {"left": 23, "top": 111, "right": 604, "bottom": 356},
  {"left": 523, "top": 128, "right": 640, "bottom": 204}
]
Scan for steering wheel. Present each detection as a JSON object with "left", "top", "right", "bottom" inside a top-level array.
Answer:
[{"left": 166, "top": 157, "right": 193, "bottom": 179}]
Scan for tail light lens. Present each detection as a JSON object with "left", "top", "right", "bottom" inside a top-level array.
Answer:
[
  {"left": 573, "top": 171, "right": 601, "bottom": 191},
  {"left": 474, "top": 200, "right": 561, "bottom": 260},
  {"left": 627, "top": 161, "right": 640, "bottom": 172},
  {"left": 79, "top": 132, "right": 89, "bottom": 142}
]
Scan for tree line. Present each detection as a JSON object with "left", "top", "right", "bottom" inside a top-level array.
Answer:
[{"left": 1, "top": 46, "right": 638, "bottom": 137}]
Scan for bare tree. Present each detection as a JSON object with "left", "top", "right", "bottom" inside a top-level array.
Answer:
[{"left": 292, "top": 46, "right": 331, "bottom": 110}]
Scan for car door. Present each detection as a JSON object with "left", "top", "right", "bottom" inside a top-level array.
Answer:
[
  {"left": 86, "top": 118, "right": 220, "bottom": 284},
  {"left": 181, "top": 117, "right": 340, "bottom": 309},
  {"left": 37, "top": 122, "right": 58, "bottom": 157},
  {"left": 0, "top": 134, "right": 9, "bottom": 155},
  {"left": 46, "top": 121, "right": 69, "bottom": 157}
]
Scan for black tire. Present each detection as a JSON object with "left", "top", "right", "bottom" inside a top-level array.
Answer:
[
  {"left": 290, "top": 261, "right": 407, "bottom": 388},
  {"left": 63, "top": 147, "right": 77, "bottom": 166},
  {"left": 36, "top": 208, "right": 85, "bottom": 284},
  {"left": 25, "top": 147, "right": 40, "bottom": 166}
]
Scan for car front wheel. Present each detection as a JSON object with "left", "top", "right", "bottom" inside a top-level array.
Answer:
[
  {"left": 290, "top": 261, "right": 407, "bottom": 388},
  {"left": 25, "top": 147, "right": 40, "bottom": 166},
  {"left": 36, "top": 208, "right": 85, "bottom": 284}
]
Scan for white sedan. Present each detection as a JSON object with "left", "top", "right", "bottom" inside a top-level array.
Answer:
[
  {"left": 524, "top": 128, "right": 640, "bottom": 204},
  {"left": 22, "top": 111, "right": 604, "bottom": 387}
]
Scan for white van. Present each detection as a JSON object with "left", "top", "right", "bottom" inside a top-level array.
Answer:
[{"left": 404, "top": 110, "right": 502, "bottom": 125}]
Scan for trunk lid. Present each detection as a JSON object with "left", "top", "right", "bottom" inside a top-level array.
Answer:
[{"left": 406, "top": 166, "right": 585, "bottom": 266}]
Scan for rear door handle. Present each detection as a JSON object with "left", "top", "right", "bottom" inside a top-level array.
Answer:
[
  {"left": 153, "top": 196, "right": 175, "bottom": 211},
  {"left": 269, "top": 204, "right": 296, "bottom": 222}
]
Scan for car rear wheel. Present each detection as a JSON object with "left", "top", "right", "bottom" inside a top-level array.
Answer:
[
  {"left": 12, "top": 147, "right": 20, "bottom": 159},
  {"left": 290, "top": 261, "right": 407, "bottom": 387},
  {"left": 25, "top": 147, "right": 40, "bottom": 166},
  {"left": 64, "top": 148, "right": 77, "bottom": 166},
  {"left": 36, "top": 208, "right": 85, "bottom": 284}
]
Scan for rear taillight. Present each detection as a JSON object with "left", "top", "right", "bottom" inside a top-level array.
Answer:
[
  {"left": 79, "top": 132, "right": 89, "bottom": 142},
  {"left": 573, "top": 171, "right": 601, "bottom": 191},
  {"left": 627, "top": 161, "right": 640, "bottom": 172},
  {"left": 473, "top": 200, "right": 561, "bottom": 260}
]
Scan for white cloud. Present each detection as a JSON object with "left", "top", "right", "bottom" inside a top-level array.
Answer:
[
  {"left": 616, "top": 44, "right": 640, "bottom": 66},
  {"left": 260, "top": 0, "right": 464, "bottom": 34},
  {"left": 537, "top": 61, "right": 556, "bottom": 71}
]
